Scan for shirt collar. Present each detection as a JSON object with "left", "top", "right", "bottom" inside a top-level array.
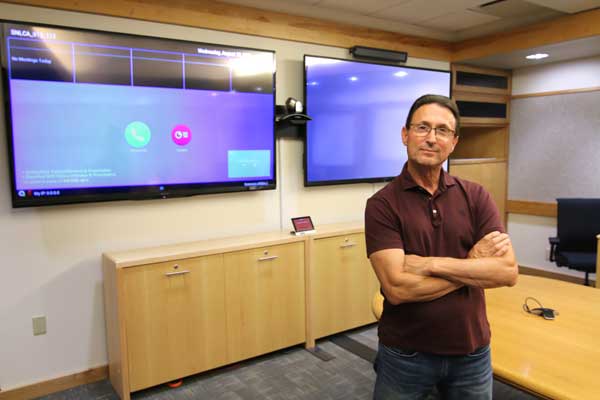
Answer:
[{"left": 397, "top": 162, "right": 456, "bottom": 193}]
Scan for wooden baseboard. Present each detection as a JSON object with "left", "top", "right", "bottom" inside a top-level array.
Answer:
[
  {"left": 519, "top": 265, "right": 595, "bottom": 286},
  {"left": 0, "top": 365, "right": 107, "bottom": 400},
  {"left": 511, "top": 86, "right": 600, "bottom": 99},
  {"left": 506, "top": 200, "right": 556, "bottom": 217}
]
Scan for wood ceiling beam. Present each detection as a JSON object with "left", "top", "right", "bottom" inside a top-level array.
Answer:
[
  {"left": 2, "top": 1, "right": 598, "bottom": 64},
  {"left": 0, "top": 0, "right": 453, "bottom": 61},
  {"left": 452, "top": 8, "right": 600, "bottom": 62}
]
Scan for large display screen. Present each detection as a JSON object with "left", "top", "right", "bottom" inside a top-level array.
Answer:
[
  {"left": 1, "top": 22, "right": 276, "bottom": 207},
  {"left": 304, "top": 55, "right": 450, "bottom": 186}
]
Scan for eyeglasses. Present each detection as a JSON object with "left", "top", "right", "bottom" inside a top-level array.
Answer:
[{"left": 410, "top": 123, "right": 456, "bottom": 141}]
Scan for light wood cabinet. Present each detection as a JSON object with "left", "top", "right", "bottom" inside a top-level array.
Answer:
[
  {"left": 225, "top": 242, "right": 306, "bottom": 362},
  {"left": 122, "top": 255, "right": 227, "bottom": 392},
  {"left": 451, "top": 64, "right": 511, "bottom": 225},
  {"left": 310, "top": 233, "right": 379, "bottom": 340},
  {"left": 103, "top": 224, "right": 372, "bottom": 400},
  {"left": 103, "top": 232, "right": 307, "bottom": 400},
  {"left": 450, "top": 159, "right": 507, "bottom": 217}
]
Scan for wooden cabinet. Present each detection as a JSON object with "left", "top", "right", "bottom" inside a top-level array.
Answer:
[
  {"left": 103, "top": 224, "right": 373, "bottom": 399},
  {"left": 103, "top": 233, "right": 307, "bottom": 400},
  {"left": 122, "top": 255, "right": 227, "bottom": 392},
  {"left": 451, "top": 64, "right": 511, "bottom": 224},
  {"left": 309, "top": 233, "right": 379, "bottom": 340},
  {"left": 225, "top": 242, "right": 306, "bottom": 362},
  {"left": 450, "top": 159, "right": 507, "bottom": 217}
]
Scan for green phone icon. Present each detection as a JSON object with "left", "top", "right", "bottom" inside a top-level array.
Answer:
[{"left": 125, "top": 121, "right": 151, "bottom": 148}]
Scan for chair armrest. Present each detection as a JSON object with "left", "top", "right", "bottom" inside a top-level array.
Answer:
[
  {"left": 596, "top": 234, "right": 600, "bottom": 289},
  {"left": 549, "top": 237, "right": 559, "bottom": 262}
]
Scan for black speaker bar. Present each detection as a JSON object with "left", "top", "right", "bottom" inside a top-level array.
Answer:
[{"left": 349, "top": 46, "right": 408, "bottom": 63}]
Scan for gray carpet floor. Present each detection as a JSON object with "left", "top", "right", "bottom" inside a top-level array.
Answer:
[{"left": 36, "top": 325, "right": 540, "bottom": 400}]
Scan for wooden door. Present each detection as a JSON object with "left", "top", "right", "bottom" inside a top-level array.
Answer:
[
  {"left": 122, "top": 254, "right": 227, "bottom": 391},
  {"left": 450, "top": 160, "right": 507, "bottom": 218},
  {"left": 311, "top": 233, "right": 378, "bottom": 339},
  {"left": 224, "top": 242, "right": 305, "bottom": 363}
]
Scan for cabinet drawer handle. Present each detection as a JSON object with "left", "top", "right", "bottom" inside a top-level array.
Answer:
[
  {"left": 164, "top": 270, "right": 190, "bottom": 277},
  {"left": 340, "top": 243, "right": 356, "bottom": 248},
  {"left": 258, "top": 255, "right": 278, "bottom": 261}
]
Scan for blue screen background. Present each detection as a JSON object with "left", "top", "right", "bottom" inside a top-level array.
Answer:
[
  {"left": 3, "top": 22, "right": 275, "bottom": 200},
  {"left": 11, "top": 80, "right": 273, "bottom": 190},
  {"left": 305, "top": 57, "right": 450, "bottom": 183}
]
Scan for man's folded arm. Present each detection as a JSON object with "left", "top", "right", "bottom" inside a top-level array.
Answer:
[
  {"left": 369, "top": 248, "right": 463, "bottom": 305},
  {"left": 429, "top": 247, "right": 518, "bottom": 288},
  {"left": 404, "top": 232, "right": 518, "bottom": 289}
]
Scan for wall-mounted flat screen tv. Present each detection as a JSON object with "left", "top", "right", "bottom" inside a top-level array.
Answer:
[
  {"left": 304, "top": 55, "right": 450, "bottom": 186},
  {"left": 1, "top": 21, "right": 276, "bottom": 207}
]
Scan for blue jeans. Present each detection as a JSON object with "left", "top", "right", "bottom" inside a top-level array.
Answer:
[{"left": 373, "top": 343, "right": 492, "bottom": 400}]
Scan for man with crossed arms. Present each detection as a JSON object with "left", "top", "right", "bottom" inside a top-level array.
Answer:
[{"left": 365, "top": 94, "right": 518, "bottom": 399}]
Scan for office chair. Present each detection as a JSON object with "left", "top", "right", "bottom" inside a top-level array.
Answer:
[{"left": 549, "top": 198, "right": 600, "bottom": 286}]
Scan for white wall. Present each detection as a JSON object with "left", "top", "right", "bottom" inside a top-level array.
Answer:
[
  {"left": 0, "top": 3, "right": 448, "bottom": 390},
  {"left": 508, "top": 55, "right": 600, "bottom": 279},
  {"left": 512, "top": 55, "right": 600, "bottom": 95}
]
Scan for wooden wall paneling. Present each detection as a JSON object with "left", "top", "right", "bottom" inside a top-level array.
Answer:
[
  {"left": 519, "top": 265, "right": 594, "bottom": 287},
  {"left": 453, "top": 92, "right": 510, "bottom": 103},
  {"left": 506, "top": 200, "right": 557, "bottom": 218},
  {"left": 512, "top": 86, "right": 600, "bottom": 99},
  {"left": 452, "top": 64, "right": 511, "bottom": 96},
  {"left": 5, "top": 0, "right": 599, "bottom": 62},
  {"left": 452, "top": 8, "right": 600, "bottom": 61},
  {"left": 452, "top": 126, "right": 507, "bottom": 159},
  {"left": 460, "top": 118, "right": 508, "bottom": 127},
  {"left": 0, "top": 366, "right": 108, "bottom": 400},
  {"left": 452, "top": 92, "right": 510, "bottom": 125},
  {"left": 450, "top": 160, "right": 507, "bottom": 218},
  {"left": 1, "top": 0, "right": 452, "bottom": 60}
]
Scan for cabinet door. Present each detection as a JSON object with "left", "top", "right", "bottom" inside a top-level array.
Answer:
[
  {"left": 450, "top": 160, "right": 507, "bottom": 217},
  {"left": 225, "top": 242, "right": 305, "bottom": 362},
  {"left": 122, "top": 254, "right": 227, "bottom": 392},
  {"left": 312, "top": 233, "right": 379, "bottom": 339}
]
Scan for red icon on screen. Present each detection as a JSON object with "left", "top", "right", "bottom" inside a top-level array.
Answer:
[{"left": 171, "top": 124, "right": 192, "bottom": 146}]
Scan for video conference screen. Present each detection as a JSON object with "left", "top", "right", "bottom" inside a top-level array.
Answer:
[
  {"left": 304, "top": 55, "right": 451, "bottom": 185},
  {"left": 1, "top": 22, "right": 276, "bottom": 207}
]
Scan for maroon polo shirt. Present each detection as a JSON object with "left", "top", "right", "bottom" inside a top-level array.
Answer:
[{"left": 365, "top": 163, "right": 504, "bottom": 355}]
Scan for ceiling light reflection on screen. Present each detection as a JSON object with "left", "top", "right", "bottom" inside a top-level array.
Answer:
[
  {"left": 525, "top": 53, "right": 549, "bottom": 60},
  {"left": 228, "top": 52, "right": 274, "bottom": 76},
  {"left": 305, "top": 57, "right": 342, "bottom": 67}
]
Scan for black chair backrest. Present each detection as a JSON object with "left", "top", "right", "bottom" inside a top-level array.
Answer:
[{"left": 557, "top": 198, "right": 600, "bottom": 252}]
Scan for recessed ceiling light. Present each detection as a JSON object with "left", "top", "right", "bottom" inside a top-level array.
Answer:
[
  {"left": 394, "top": 71, "right": 408, "bottom": 77},
  {"left": 349, "top": 76, "right": 358, "bottom": 81},
  {"left": 526, "top": 53, "right": 549, "bottom": 60}
]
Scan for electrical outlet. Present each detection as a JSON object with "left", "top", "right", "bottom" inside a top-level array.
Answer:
[
  {"left": 545, "top": 247, "right": 551, "bottom": 261},
  {"left": 32, "top": 316, "right": 46, "bottom": 336}
]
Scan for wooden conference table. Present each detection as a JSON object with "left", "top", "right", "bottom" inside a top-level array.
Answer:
[{"left": 372, "top": 274, "right": 600, "bottom": 399}]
